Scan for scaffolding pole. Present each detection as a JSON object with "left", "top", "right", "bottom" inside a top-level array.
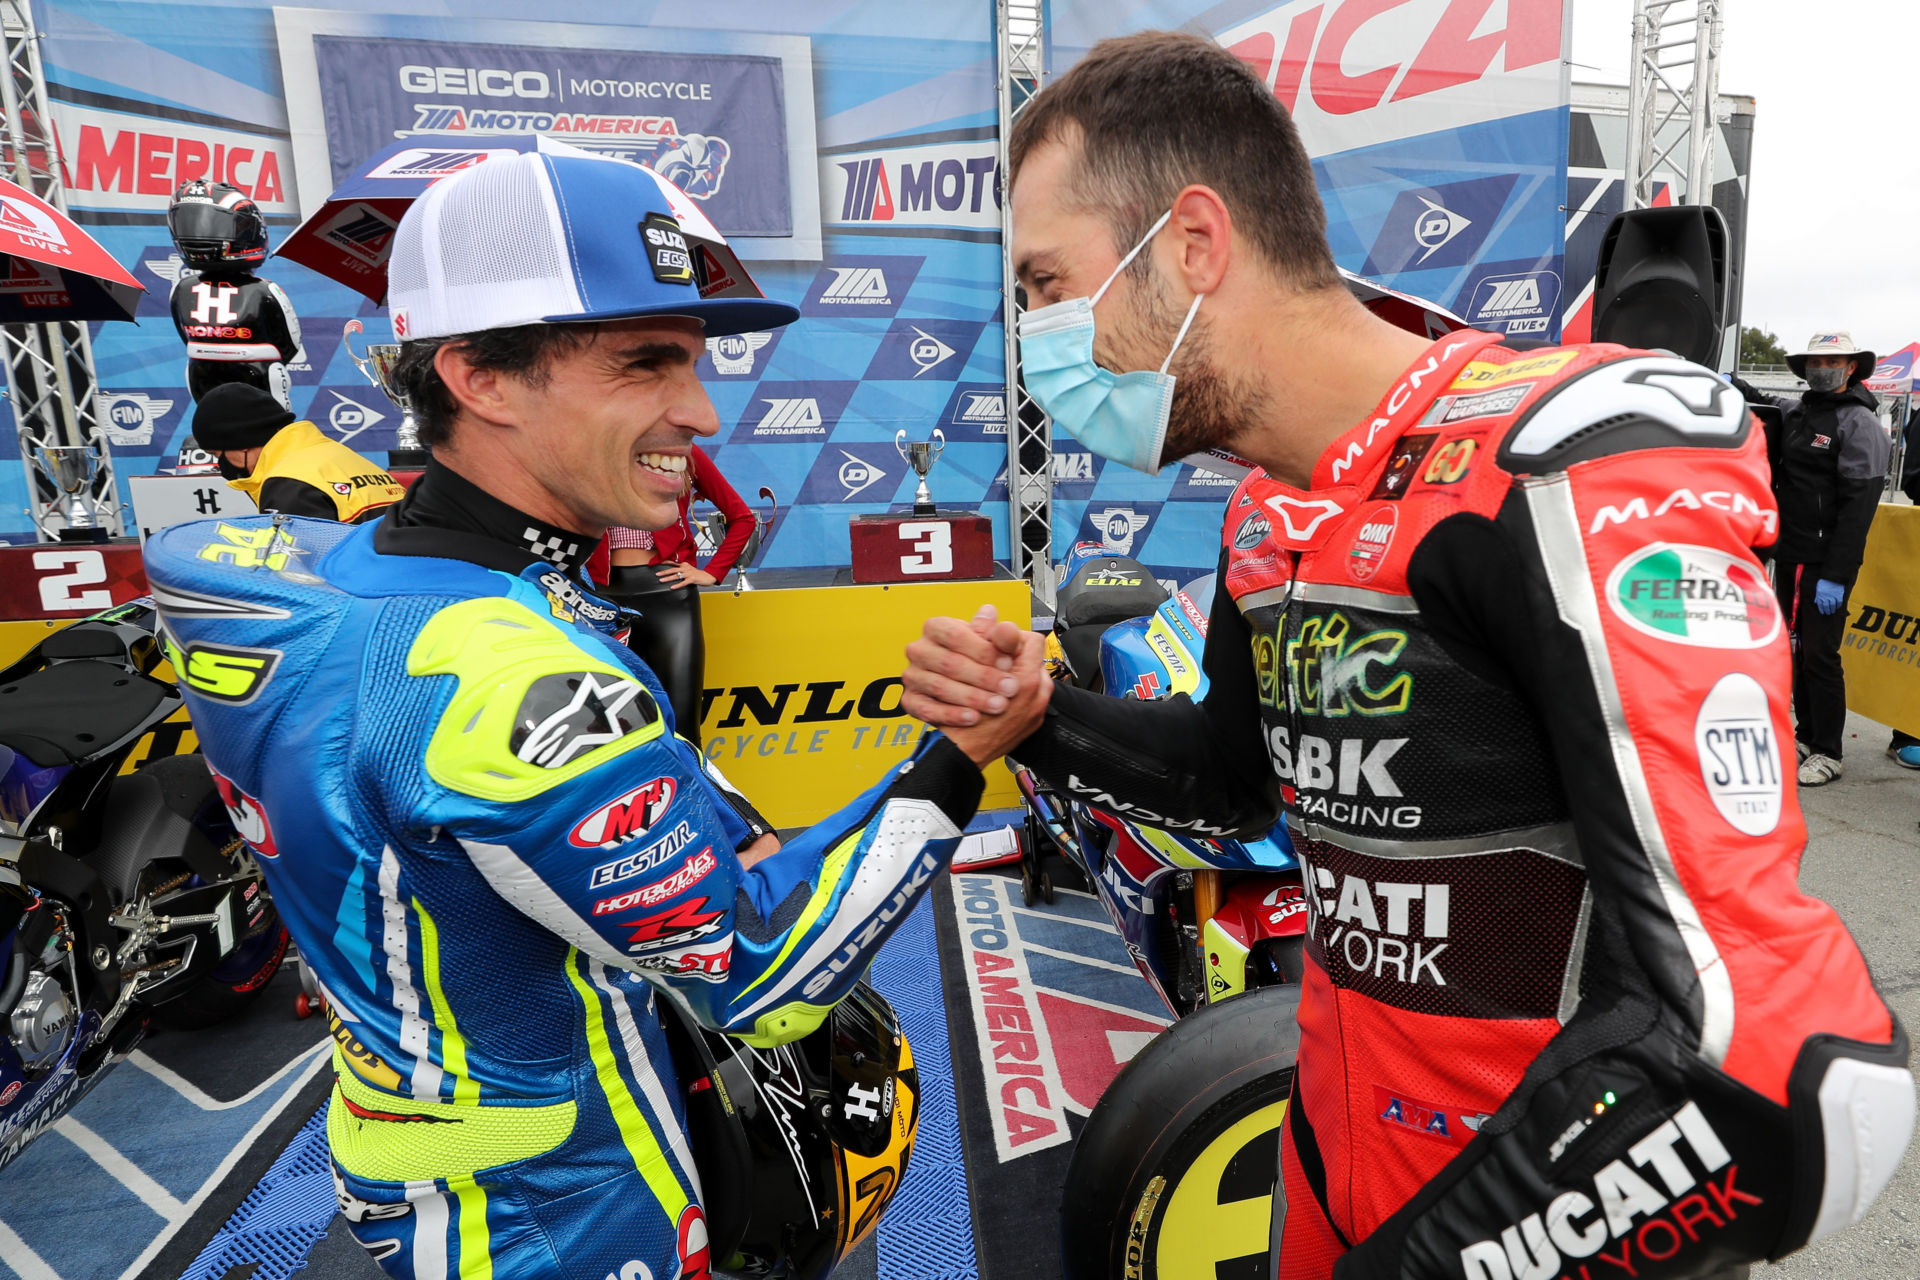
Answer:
[
  {"left": 995, "top": 0, "right": 1052, "bottom": 599},
  {"left": 1622, "top": 0, "right": 1724, "bottom": 210},
  {"left": 0, "top": 0, "right": 118, "bottom": 539}
]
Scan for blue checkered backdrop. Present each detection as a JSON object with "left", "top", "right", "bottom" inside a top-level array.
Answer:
[{"left": 5, "top": 0, "right": 1029, "bottom": 576}]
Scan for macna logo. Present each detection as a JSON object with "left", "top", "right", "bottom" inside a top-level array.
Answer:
[{"left": 1606, "top": 544, "right": 1779, "bottom": 649}]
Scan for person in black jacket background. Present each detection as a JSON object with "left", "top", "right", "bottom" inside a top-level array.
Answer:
[{"left": 1733, "top": 330, "right": 1891, "bottom": 785}]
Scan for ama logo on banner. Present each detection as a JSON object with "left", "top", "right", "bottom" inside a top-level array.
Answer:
[
  {"left": 863, "top": 318, "right": 986, "bottom": 381},
  {"left": 800, "top": 255, "right": 924, "bottom": 318},
  {"left": 735, "top": 380, "right": 857, "bottom": 442},
  {"left": 797, "top": 441, "right": 904, "bottom": 505},
  {"left": 1362, "top": 175, "right": 1517, "bottom": 277}
]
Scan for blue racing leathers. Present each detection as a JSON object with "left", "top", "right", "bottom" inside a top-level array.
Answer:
[{"left": 141, "top": 512, "right": 982, "bottom": 1280}]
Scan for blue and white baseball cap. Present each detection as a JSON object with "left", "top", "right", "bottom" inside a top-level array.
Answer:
[{"left": 386, "top": 146, "right": 798, "bottom": 341}]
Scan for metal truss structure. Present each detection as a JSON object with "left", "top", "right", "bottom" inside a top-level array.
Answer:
[
  {"left": 1, "top": 0, "right": 119, "bottom": 539},
  {"left": 1623, "top": 0, "right": 1723, "bottom": 210},
  {"left": 995, "top": 0, "right": 1051, "bottom": 596}
]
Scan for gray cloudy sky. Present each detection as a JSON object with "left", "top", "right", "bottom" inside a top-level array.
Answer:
[{"left": 1571, "top": 1, "right": 1916, "bottom": 361}]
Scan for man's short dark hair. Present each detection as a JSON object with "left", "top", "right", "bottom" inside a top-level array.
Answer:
[
  {"left": 392, "top": 325, "right": 592, "bottom": 448},
  {"left": 1009, "top": 30, "right": 1339, "bottom": 291}
]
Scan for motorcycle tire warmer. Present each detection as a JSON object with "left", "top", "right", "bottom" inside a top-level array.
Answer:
[
  {"left": 139, "top": 513, "right": 980, "bottom": 1280},
  {"left": 1014, "top": 333, "right": 1913, "bottom": 1280}
]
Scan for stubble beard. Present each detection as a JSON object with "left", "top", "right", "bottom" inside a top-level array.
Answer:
[{"left": 1118, "top": 266, "right": 1267, "bottom": 464}]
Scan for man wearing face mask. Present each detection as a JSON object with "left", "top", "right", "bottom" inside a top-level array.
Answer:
[
  {"left": 1731, "top": 332, "right": 1891, "bottom": 786},
  {"left": 903, "top": 32, "right": 1909, "bottom": 1280},
  {"left": 191, "top": 381, "right": 406, "bottom": 522}
]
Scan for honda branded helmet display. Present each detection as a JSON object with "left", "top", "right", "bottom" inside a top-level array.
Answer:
[{"left": 167, "top": 180, "right": 268, "bottom": 271}]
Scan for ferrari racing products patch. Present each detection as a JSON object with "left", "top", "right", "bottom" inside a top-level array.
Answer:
[{"left": 1605, "top": 544, "right": 1780, "bottom": 649}]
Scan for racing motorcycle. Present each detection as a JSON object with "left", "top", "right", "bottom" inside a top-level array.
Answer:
[
  {"left": 0, "top": 600, "right": 287, "bottom": 1171},
  {"left": 1007, "top": 541, "right": 1305, "bottom": 1279}
]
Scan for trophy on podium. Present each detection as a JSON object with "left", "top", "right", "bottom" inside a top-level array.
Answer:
[
  {"left": 893, "top": 428, "right": 946, "bottom": 516},
  {"left": 343, "top": 319, "right": 430, "bottom": 468},
  {"left": 25, "top": 436, "right": 108, "bottom": 541}
]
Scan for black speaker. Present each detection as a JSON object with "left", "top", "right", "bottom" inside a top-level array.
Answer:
[{"left": 1592, "top": 205, "right": 1729, "bottom": 366}]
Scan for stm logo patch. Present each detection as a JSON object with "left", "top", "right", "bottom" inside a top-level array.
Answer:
[{"left": 569, "top": 777, "right": 677, "bottom": 849}]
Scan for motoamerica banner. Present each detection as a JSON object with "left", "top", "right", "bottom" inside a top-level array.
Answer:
[
  {"left": 1841, "top": 504, "right": 1920, "bottom": 736},
  {"left": 11, "top": 0, "right": 999, "bottom": 570}
]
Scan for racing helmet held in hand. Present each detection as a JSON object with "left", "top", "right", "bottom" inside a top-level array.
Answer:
[
  {"left": 168, "top": 180, "right": 267, "bottom": 271},
  {"left": 660, "top": 978, "right": 919, "bottom": 1279}
]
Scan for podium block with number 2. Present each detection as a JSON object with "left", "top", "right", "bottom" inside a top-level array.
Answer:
[{"left": 848, "top": 512, "right": 995, "bottom": 584}]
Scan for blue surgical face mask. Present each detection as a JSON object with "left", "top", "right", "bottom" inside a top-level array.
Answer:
[{"left": 1017, "top": 209, "right": 1205, "bottom": 475}]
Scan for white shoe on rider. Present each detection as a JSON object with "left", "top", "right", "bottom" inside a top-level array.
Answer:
[{"left": 1798, "top": 753, "right": 1843, "bottom": 787}]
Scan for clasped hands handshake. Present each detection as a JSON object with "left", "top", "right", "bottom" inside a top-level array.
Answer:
[{"left": 901, "top": 605, "right": 1052, "bottom": 769}]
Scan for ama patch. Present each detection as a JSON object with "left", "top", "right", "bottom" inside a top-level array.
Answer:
[{"left": 1606, "top": 544, "right": 1779, "bottom": 649}]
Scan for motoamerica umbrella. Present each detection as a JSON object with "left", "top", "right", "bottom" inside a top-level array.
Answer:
[
  {"left": 0, "top": 176, "right": 142, "bottom": 322},
  {"left": 1866, "top": 343, "right": 1919, "bottom": 397},
  {"left": 276, "top": 134, "right": 765, "bottom": 313}
]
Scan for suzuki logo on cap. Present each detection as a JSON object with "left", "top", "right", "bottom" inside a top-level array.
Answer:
[{"left": 1413, "top": 197, "right": 1470, "bottom": 264}]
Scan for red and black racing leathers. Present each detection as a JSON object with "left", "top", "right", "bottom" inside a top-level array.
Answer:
[{"left": 1014, "top": 332, "right": 1910, "bottom": 1280}]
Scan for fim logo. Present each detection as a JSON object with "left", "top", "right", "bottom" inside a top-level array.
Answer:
[
  {"left": 99, "top": 392, "right": 174, "bottom": 446},
  {"left": 141, "top": 252, "right": 187, "bottom": 285},
  {"left": 706, "top": 331, "right": 771, "bottom": 376},
  {"left": 1092, "top": 506, "right": 1150, "bottom": 556}
]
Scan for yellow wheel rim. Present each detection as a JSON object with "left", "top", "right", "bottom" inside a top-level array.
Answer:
[{"left": 1150, "top": 1098, "right": 1288, "bottom": 1278}]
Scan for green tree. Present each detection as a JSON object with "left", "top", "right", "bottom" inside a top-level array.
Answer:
[{"left": 1739, "top": 326, "right": 1789, "bottom": 369}]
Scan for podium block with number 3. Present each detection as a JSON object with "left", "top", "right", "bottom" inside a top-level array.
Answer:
[{"left": 848, "top": 512, "right": 995, "bottom": 584}]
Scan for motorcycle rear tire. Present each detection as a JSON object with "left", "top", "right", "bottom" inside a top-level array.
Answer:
[
  {"left": 132, "top": 755, "right": 289, "bottom": 1030},
  {"left": 1060, "top": 983, "right": 1300, "bottom": 1280}
]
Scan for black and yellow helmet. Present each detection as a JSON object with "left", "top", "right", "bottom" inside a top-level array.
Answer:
[{"left": 661, "top": 978, "right": 919, "bottom": 1278}]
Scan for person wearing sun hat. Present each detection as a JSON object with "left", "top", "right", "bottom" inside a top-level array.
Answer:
[
  {"left": 138, "top": 148, "right": 1048, "bottom": 1280},
  {"left": 1732, "top": 330, "right": 1892, "bottom": 784}
]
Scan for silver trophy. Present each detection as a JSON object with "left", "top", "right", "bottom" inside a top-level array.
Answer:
[
  {"left": 26, "top": 437, "right": 103, "bottom": 539},
  {"left": 893, "top": 428, "right": 946, "bottom": 516},
  {"left": 343, "top": 319, "right": 428, "bottom": 466}
]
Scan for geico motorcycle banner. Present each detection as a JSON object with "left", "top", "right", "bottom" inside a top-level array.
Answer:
[
  {"left": 697, "top": 576, "right": 1028, "bottom": 826},
  {"left": 1841, "top": 504, "right": 1920, "bottom": 736}
]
